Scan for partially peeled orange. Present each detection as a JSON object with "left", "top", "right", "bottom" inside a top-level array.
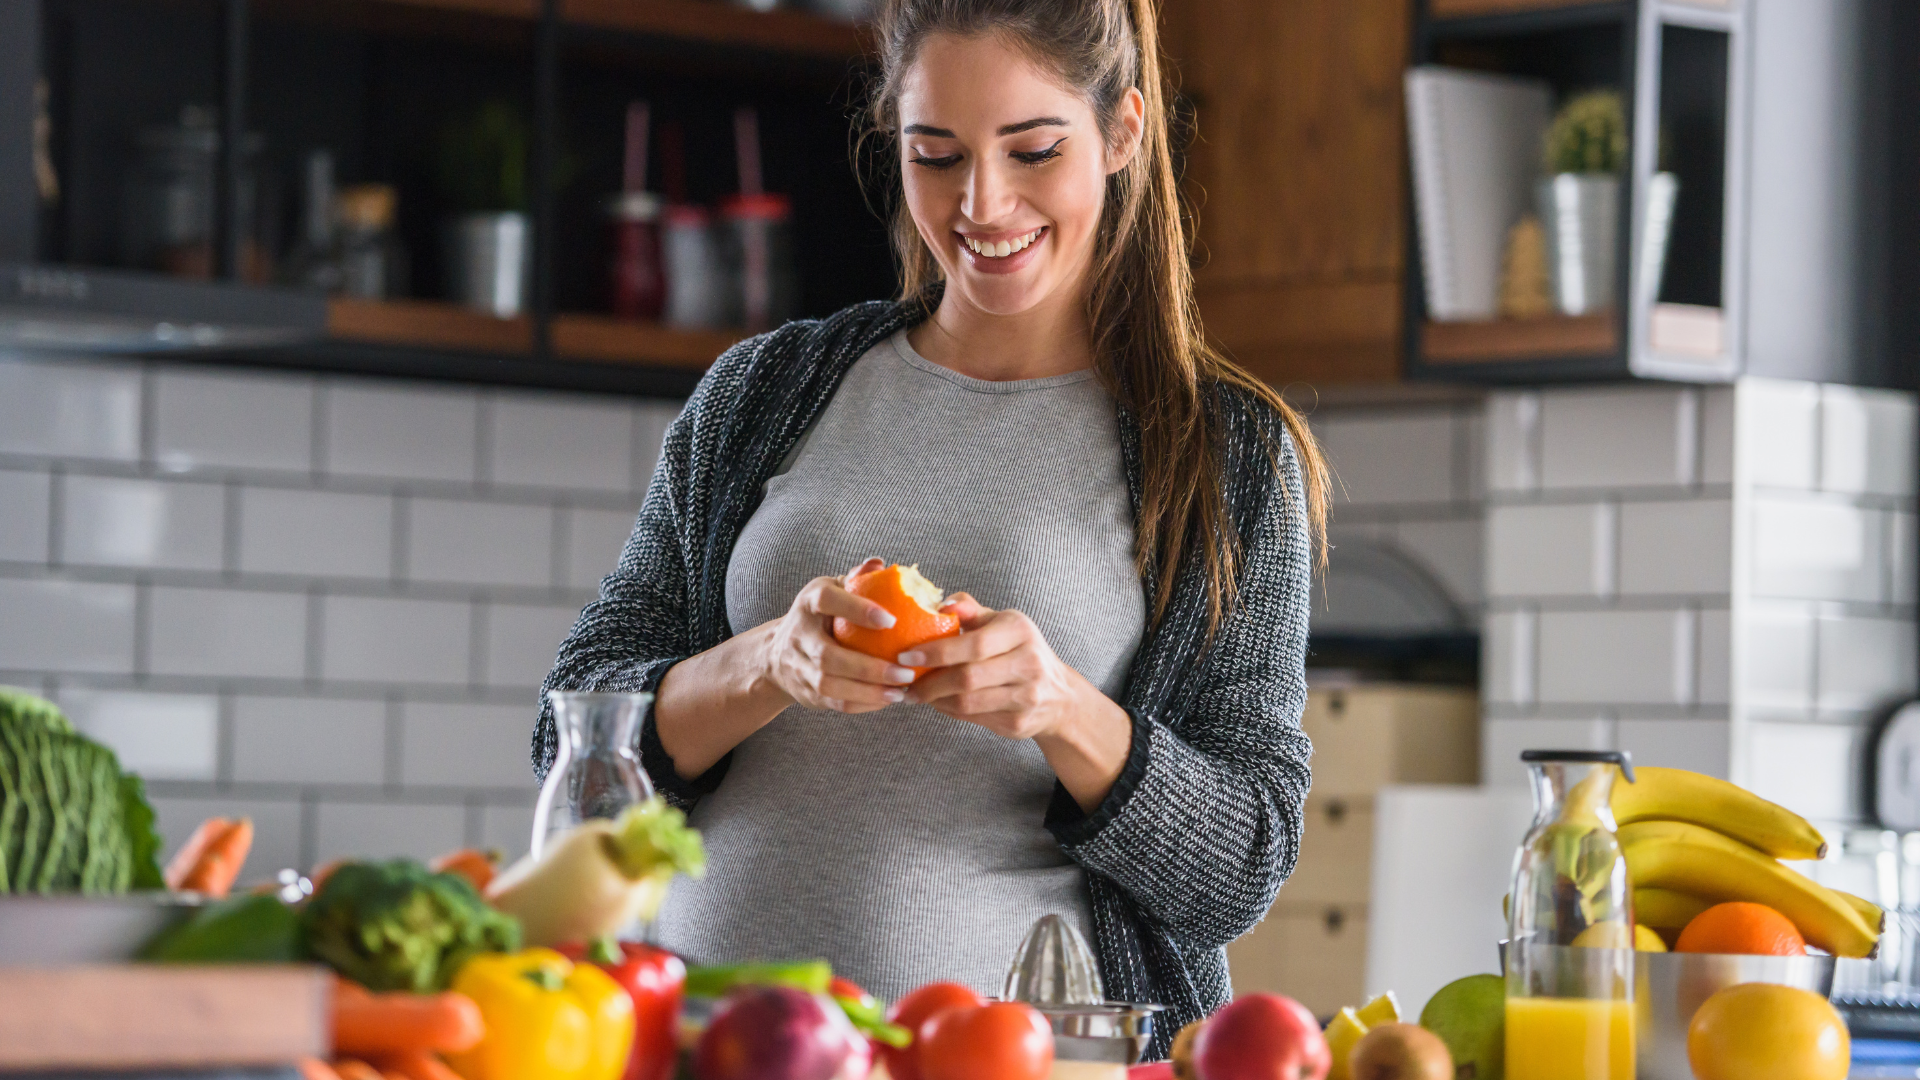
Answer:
[{"left": 833, "top": 563, "right": 961, "bottom": 676}]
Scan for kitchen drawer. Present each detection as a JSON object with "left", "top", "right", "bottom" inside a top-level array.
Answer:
[
  {"left": 1303, "top": 684, "right": 1479, "bottom": 798},
  {"left": 1227, "top": 903, "right": 1368, "bottom": 1018},
  {"left": 1283, "top": 796, "right": 1374, "bottom": 906}
]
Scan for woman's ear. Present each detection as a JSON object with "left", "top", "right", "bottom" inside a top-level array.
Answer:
[{"left": 1105, "top": 86, "right": 1147, "bottom": 174}]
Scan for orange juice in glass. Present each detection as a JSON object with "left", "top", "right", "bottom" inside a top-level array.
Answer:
[{"left": 1506, "top": 996, "right": 1634, "bottom": 1080}]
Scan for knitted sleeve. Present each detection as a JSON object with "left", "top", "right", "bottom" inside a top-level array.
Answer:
[{"left": 1047, "top": 393, "right": 1314, "bottom": 950}]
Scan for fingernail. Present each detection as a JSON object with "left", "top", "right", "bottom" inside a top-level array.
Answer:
[
  {"left": 897, "top": 651, "right": 924, "bottom": 667},
  {"left": 887, "top": 666, "right": 916, "bottom": 684},
  {"left": 884, "top": 690, "right": 906, "bottom": 703},
  {"left": 872, "top": 611, "right": 897, "bottom": 628}
]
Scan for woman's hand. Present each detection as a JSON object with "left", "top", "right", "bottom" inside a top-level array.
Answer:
[
  {"left": 903, "top": 594, "right": 1133, "bottom": 810},
  {"left": 758, "top": 557, "right": 919, "bottom": 713}
]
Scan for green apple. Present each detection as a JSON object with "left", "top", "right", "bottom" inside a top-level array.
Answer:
[{"left": 1418, "top": 974, "right": 1505, "bottom": 1080}]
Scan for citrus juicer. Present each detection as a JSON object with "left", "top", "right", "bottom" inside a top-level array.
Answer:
[{"left": 1004, "top": 914, "right": 1164, "bottom": 1068}]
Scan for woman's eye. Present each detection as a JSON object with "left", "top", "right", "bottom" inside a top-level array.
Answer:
[
  {"left": 909, "top": 154, "right": 962, "bottom": 170},
  {"left": 1011, "top": 138, "right": 1068, "bottom": 166}
]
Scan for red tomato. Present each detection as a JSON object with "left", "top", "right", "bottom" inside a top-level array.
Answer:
[
  {"left": 919, "top": 1002, "right": 1054, "bottom": 1080},
  {"left": 881, "top": 982, "right": 985, "bottom": 1080}
]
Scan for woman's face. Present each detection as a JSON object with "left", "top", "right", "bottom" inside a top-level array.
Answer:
[{"left": 896, "top": 33, "right": 1143, "bottom": 317}]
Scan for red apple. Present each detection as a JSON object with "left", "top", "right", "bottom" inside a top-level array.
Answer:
[
  {"left": 1192, "top": 994, "right": 1331, "bottom": 1080},
  {"left": 695, "top": 985, "right": 853, "bottom": 1080}
]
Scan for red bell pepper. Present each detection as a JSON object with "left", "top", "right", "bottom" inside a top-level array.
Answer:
[{"left": 559, "top": 938, "right": 686, "bottom": 1080}]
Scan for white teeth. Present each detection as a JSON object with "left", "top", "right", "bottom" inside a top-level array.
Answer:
[{"left": 963, "top": 228, "right": 1042, "bottom": 258}]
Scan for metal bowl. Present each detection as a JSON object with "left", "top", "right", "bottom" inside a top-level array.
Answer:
[
  {"left": 1034, "top": 1002, "right": 1165, "bottom": 1065},
  {"left": 1634, "top": 950, "right": 1836, "bottom": 1080}
]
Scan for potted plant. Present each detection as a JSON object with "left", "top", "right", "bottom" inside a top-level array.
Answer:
[
  {"left": 437, "top": 101, "right": 532, "bottom": 317},
  {"left": 1537, "top": 90, "right": 1628, "bottom": 316}
]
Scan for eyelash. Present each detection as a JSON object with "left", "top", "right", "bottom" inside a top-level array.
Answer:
[{"left": 908, "top": 138, "right": 1068, "bottom": 170}]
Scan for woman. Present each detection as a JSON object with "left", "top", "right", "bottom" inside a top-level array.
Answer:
[{"left": 535, "top": 0, "right": 1329, "bottom": 1047}]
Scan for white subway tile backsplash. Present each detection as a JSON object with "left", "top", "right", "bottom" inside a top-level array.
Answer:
[
  {"left": 0, "top": 579, "right": 135, "bottom": 673},
  {"left": 1393, "top": 518, "right": 1483, "bottom": 606},
  {"left": 321, "top": 595, "right": 471, "bottom": 685},
  {"left": 480, "top": 801, "right": 536, "bottom": 862},
  {"left": 1700, "top": 386, "right": 1735, "bottom": 485},
  {"left": 1315, "top": 412, "right": 1459, "bottom": 507},
  {"left": 484, "top": 603, "right": 579, "bottom": 689},
  {"left": 1537, "top": 609, "right": 1690, "bottom": 705},
  {"left": 1482, "top": 609, "right": 1536, "bottom": 706},
  {"left": 323, "top": 383, "right": 479, "bottom": 484},
  {"left": 1746, "top": 721, "right": 1862, "bottom": 823},
  {"left": 1751, "top": 497, "right": 1885, "bottom": 603},
  {"left": 148, "top": 587, "right": 308, "bottom": 680},
  {"left": 400, "top": 702, "right": 537, "bottom": 788},
  {"left": 239, "top": 487, "right": 392, "bottom": 580},
  {"left": 1821, "top": 386, "right": 1915, "bottom": 497},
  {"left": 61, "top": 476, "right": 224, "bottom": 571},
  {"left": 0, "top": 359, "right": 142, "bottom": 461},
  {"left": 1698, "top": 608, "right": 1731, "bottom": 706},
  {"left": 1618, "top": 499, "right": 1732, "bottom": 596},
  {"left": 407, "top": 499, "right": 552, "bottom": 588},
  {"left": 566, "top": 508, "right": 637, "bottom": 590},
  {"left": 1737, "top": 379, "right": 1821, "bottom": 490},
  {"left": 490, "top": 394, "right": 634, "bottom": 493},
  {"left": 1816, "top": 615, "right": 1917, "bottom": 712},
  {"left": 1485, "top": 392, "right": 1540, "bottom": 492},
  {"left": 231, "top": 696, "right": 387, "bottom": 785},
  {"left": 0, "top": 470, "right": 50, "bottom": 562},
  {"left": 1487, "top": 503, "right": 1613, "bottom": 598},
  {"left": 1744, "top": 603, "right": 1817, "bottom": 710},
  {"left": 59, "top": 690, "right": 218, "bottom": 781},
  {"left": 315, "top": 800, "right": 467, "bottom": 864},
  {"left": 153, "top": 370, "right": 313, "bottom": 474},
  {"left": 1540, "top": 387, "right": 1694, "bottom": 490},
  {"left": 150, "top": 795, "right": 304, "bottom": 883},
  {"left": 1893, "top": 512, "right": 1917, "bottom": 606},
  {"left": 1482, "top": 716, "right": 1612, "bottom": 786},
  {"left": 1616, "top": 718, "right": 1731, "bottom": 778},
  {"left": 634, "top": 401, "right": 678, "bottom": 483}
]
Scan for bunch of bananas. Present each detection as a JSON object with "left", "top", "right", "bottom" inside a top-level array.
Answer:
[{"left": 1614, "top": 767, "right": 1881, "bottom": 957}]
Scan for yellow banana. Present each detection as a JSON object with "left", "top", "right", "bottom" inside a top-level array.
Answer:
[
  {"left": 1620, "top": 818, "right": 1772, "bottom": 858},
  {"left": 1634, "top": 887, "right": 1714, "bottom": 931},
  {"left": 1623, "top": 830, "right": 1876, "bottom": 957},
  {"left": 1611, "top": 766, "right": 1827, "bottom": 860},
  {"left": 1836, "top": 888, "right": 1887, "bottom": 934}
]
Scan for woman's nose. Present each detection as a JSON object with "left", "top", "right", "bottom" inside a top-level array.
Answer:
[{"left": 960, "top": 160, "right": 1017, "bottom": 225}]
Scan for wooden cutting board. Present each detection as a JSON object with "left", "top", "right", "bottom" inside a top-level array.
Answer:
[{"left": 0, "top": 965, "right": 330, "bottom": 1069}]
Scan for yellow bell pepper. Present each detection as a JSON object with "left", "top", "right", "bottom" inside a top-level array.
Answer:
[{"left": 445, "top": 948, "right": 635, "bottom": 1080}]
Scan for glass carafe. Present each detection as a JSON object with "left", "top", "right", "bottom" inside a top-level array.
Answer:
[
  {"left": 531, "top": 690, "right": 654, "bottom": 859},
  {"left": 1506, "top": 749, "right": 1637, "bottom": 1080}
]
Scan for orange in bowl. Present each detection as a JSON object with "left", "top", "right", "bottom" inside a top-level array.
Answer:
[
  {"left": 1675, "top": 901, "right": 1807, "bottom": 956},
  {"left": 832, "top": 563, "right": 961, "bottom": 676}
]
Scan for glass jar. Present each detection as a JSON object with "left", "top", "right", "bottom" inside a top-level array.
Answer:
[
  {"left": 531, "top": 690, "right": 655, "bottom": 860},
  {"left": 1506, "top": 749, "right": 1637, "bottom": 1080},
  {"left": 121, "top": 106, "right": 269, "bottom": 281}
]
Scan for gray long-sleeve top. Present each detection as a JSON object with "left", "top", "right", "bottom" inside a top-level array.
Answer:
[{"left": 533, "top": 297, "right": 1314, "bottom": 1053}]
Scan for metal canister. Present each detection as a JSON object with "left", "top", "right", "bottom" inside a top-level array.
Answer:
[
  {"left": 663, "top": 204, "right": 726, "bottom": 329},
  {"left": 443, "top": 211, "right": 530, "bottom": 317},
  {"left": 719, "top": 193, "right": 797, "bottom": 332}
]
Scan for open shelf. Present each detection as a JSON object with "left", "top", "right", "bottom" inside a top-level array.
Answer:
[
  {"left": 328, "top": 297, "right": 739, "bottom": 368},
  {"left": 1431, "top": 0, "right": 1625, "bottom": 18},
  {"left": 1420, "top": 314, "right": 1617, "bottom": 364}
]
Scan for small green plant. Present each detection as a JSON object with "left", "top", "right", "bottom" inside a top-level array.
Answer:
[
  {"left": 438, "top": 101, "right": 530, "bottom": 213},
  {"left": 1544, "top": 90, "right": 1629, "bottom": 174}
]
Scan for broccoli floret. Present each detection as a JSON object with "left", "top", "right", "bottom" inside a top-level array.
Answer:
[{"left": 300, "top": 859, "right": 523, "bottom": 992}]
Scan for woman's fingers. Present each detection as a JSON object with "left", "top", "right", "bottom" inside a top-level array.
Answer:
[
  {"left": 818, "top": 640, "right": 917, "bottom": 686},
  {"left": 939, "top": 591, "right": 991, "bottom": 627},
  {"left": 900, "top": 609, "right": 1029, "bottom": 668},
  {"left": 805, "top": 576, "right": 895, "bottom": 629},
  {"left": 813, "top": 673, "right": 906, "bottom": 711},
  {"left": 910, "top": 649, "right": 1024, "bottom": 704},
  {"left": 844, "top": 557, "right": 886, "bottom": 581}
]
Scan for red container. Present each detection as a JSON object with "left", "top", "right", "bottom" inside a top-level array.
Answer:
[{"left": 607, "top": 191, "right": 666, "bottom": 320}]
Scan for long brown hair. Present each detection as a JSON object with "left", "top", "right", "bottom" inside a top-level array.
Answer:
[{"left": 864, "top": 0, "right": 1331, "bottom": 633}]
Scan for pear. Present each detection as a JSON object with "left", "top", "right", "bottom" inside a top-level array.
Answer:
[{"left": 1418, "top": 975, "right": 1505, "bottom": 1080}]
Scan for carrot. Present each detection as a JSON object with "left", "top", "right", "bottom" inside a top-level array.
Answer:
[
  {"left": 177, "top": 817, "right": 253, "bottom": 898},
  {"left": 373, "top": 1052, "right": 466, "bottom": 1080},
  {"left": 334, "top": 1061, "right": 384, "bottom": 1080},
  {"left": 163, "top": 817, "right": 232, "bottom": 891},
  {"left": 334, "top": 990, "right": 485, "bottom": 1056},
  {"left": 429, "top": 849, "right": 501, "bottom": 893},
  {"left": 299, "top": 1058, "right": 343, "bottom": 1080}
]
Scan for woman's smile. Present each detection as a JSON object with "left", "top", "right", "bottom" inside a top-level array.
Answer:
[{"left": 956, "top": 225, "right": 1048, "bottom": 274}]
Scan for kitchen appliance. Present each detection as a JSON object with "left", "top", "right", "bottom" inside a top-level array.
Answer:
[
  {"left": 1506, "top": 749, "right": 1637, "bottom": 1080},
  {"left": 530, "top": 690, "right": 654, "bottom": 859},
  {"left": 1003, "top": 914, "right": 1164, "bottom": 1068}
]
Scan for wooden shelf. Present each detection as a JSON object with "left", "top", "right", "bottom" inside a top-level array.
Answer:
[
  {"left": 1420, "top": 314, "right": 1617, "bottom": 364},
  {"left": 328, "top": 298, "right": 740, "bottom": 368},
  {"left": 1431, "top": 0, "right": 1613, "bottom": 16}
]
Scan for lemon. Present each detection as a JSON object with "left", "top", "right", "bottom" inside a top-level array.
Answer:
[
  {"left": 1634, "top": 924, "right": 1668, "bottom": 952},
  {"left": 1355, "top": 991, "right": 1401, "bottom": 1026},
  {"left": 1324, "top": 1007, "right": 1369, "bottom": 1080},
  {"left": 1569, "top": 922, "right": 1634, "bottom": 949},
  {"left": 1688, "top": 983, "right": 1848, "bottom": 1080}
]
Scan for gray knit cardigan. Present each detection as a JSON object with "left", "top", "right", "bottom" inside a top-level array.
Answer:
[{"left": 533, "top": 297, "right": 1313, "bottom": 1053}]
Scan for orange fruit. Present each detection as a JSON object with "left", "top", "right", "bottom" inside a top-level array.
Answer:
[
  {"left": 1688, "top": 983, "right": 1849, "bottom": 1080},
  {"left": 832, "top": 563, "right": 961, "bottom": 675},
  {"left": 1675, "top": 901, "right": 1807, "bottom": 956}
]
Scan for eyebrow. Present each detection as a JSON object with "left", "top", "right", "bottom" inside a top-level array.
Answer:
[{"left": 901, "top": 116, "right": 1072, "bottom": 138}]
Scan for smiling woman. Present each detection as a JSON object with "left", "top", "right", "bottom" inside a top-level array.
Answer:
[{"left": 535, "top": 0, "right": 1329, "bottom": 1055}]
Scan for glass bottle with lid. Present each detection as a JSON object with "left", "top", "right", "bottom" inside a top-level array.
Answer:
[{"left": 1505, "top": 749, "right": 1637, "bottom": 1080}]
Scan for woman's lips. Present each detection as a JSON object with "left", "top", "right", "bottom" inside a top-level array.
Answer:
[{"left": 956, "top": 226, "right": 1047, "bottom": 275}]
